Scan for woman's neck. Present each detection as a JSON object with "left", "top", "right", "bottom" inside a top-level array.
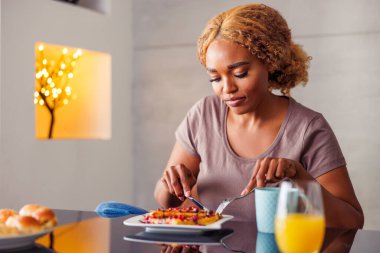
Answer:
[{"left": 227, "top": 93, "right": 286, "bottom": 129}]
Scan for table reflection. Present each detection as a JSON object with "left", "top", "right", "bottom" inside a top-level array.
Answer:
[
  {"left": 255, "top": 232, "right": 278, "bottom": 253},
  {"left": 159, "top": 245, "right": 201, "bottom": 253},
  {"left": 132, "top": 221, "right": 257, "bottom": 253},
  {"left": 2, "top": 210, "right": 369, "bottom": 253},
  {"left": 127, "top": 222, "right": 358, "bottom": 253},
  {"left": 124, "top": 229, "right": 233, "bottom": 252},
  {"left": 9, "top": 244, "right": 54, "bottom": 253}
]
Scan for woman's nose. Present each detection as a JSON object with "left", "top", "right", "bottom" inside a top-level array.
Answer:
[{"left": 223, "top": 78, "right": 238, "bottom": 94}]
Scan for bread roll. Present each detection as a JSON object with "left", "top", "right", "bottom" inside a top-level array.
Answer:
[
  {"left": 0, "top": 223, "right": 18, "bottom": 235},
  {"left": 19, "top": 204, "right": 43, "bottom": 217},
  {"left": 33, "top": 208, "right": 57, "bottom": 228},
  {"left": 19, "top": 204, "right": 57, "bottom": 228},
  {"left": 5, "top": 215, "right": 43, "bottom": 234},
  {"left": 0, "top": 209, "right": 17, "bottom": 224}
]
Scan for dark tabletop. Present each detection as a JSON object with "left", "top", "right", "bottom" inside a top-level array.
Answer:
[{"left": 3, "top": 209, "right": 380, "bottom": 253}]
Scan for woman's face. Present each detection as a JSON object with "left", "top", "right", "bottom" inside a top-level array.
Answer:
[{"left": 205, "top": 39, "right": 269, "bottom": 115}]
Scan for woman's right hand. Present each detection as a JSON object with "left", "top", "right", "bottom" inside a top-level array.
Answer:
[{"left": 161, "top": 164, "right": 197, "bottom": 201}]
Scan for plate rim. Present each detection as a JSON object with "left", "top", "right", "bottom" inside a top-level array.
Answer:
[
  {"left": 0, "top": 228, "right": 53, "bottom": 250},
  {"left": 0, "top": 227, "right": 53, "bottom": 239},
  {"left": 123, "top": 214, "right": 234, "bottom": 231}
]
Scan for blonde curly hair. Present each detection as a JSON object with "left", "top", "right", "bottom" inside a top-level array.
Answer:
[{"left": 197, "top": 4, "right": 311, "bottom": 95}]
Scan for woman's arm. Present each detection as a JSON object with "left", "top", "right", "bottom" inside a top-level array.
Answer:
[
  {"left": 154, "top": 141, "right": 201, "bottom": 208},
  {"left": 242, "top": 158, "right": 364, "bottom": 229},
  {"left": 316, "top": 166, "right": 364, "bottom": 229}
]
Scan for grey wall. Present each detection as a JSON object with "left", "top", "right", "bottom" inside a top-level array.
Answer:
[
  {"left": 0, "top": 0, "right": 134, "bottom": 211},
  {"left": 132, "top": 0, "right": 380, "bottom": 229},
  {"left": 74, "top": 0, "right": 111, "bottom": 14}
]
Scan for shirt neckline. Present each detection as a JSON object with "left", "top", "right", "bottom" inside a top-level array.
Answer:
[{"left": 222, "top": 96, "right": 294, "bottom": 162}]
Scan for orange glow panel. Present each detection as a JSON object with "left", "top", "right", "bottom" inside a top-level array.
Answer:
[{"left": 35, "top": 42, "right": 111, "bottom": 139}]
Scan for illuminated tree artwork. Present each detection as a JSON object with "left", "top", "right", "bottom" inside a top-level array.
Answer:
[{"left": 35, "top": 44, "right": 82, "bottom": 139}]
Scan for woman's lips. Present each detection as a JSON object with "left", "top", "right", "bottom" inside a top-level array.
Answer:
[{"left": 225, "top": 97, "right": 246, "bottom": 107}]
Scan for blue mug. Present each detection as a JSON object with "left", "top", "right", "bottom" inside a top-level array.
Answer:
[{"left": 255, "top": 187, "right": 280, "bottom": 233}]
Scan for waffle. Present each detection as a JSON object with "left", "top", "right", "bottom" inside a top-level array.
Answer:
[{"left": 142, "top": 206, "right": 222, "bottom": 226}]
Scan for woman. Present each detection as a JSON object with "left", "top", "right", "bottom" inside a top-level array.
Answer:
[{"left": 154, "top": 4, "right": 364, "bottom": 228}]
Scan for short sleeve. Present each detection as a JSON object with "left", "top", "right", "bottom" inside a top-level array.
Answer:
[
  {"left": 175, "top": 99, "right": 204, "bottom": 157},
  {"left": 301, "top": 115, "right": 346, "bottom": 178}
]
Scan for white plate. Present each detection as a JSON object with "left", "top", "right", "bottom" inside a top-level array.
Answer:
[
  {"left": 124, "top": 214, "right": 234, "bottom": 234},
  {"left": 0, "top": 229, "right": 53, "bottom": 250}
]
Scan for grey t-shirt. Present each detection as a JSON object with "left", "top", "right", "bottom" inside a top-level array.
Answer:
[{"left": 175, "top": 95, "right": 346, "bottom": 221}]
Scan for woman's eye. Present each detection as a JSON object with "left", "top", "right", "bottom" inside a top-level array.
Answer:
[
  {"left": 209, "top": 77, "right": 221, "bottom": 83},
  {"left": 235, "top": 72, "right": 248, "bottom": 78}
]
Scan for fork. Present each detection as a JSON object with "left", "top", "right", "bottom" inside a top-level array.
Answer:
[
  {"left": 215, "top": 188, "right": 256, "bottom": 214},
  {"left": 186, "top": 188, "right": 256, "bottom": 214}
]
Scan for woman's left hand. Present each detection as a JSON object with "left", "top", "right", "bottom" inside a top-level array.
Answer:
[{"left": 241, "top": 157, "right": 305, "bottom": 195}]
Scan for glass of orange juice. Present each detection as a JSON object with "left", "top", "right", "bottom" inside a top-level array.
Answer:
[{"left": 275, "top": 180, "right": 325, "bottom": 253}]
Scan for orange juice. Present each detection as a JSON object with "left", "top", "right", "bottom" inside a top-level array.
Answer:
[{"left": 275, "top": 214, "right": 325, "bottom": 253}]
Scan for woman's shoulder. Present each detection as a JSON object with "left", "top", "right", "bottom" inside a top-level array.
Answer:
[
  {"left": 183, "top": 95, "right": 224, "bottom": 130},
  {"left": 189, "top": 95, "right": 223, "bottom": 114},
  {"left": 289, "top": 97, "right": 323, "bottom": 122},
  {"left": 285, "top": 97, "right": 334, "bottom": 135},
  {"left": 195, "top": 95, "right": 221, "bottom": 107}
]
